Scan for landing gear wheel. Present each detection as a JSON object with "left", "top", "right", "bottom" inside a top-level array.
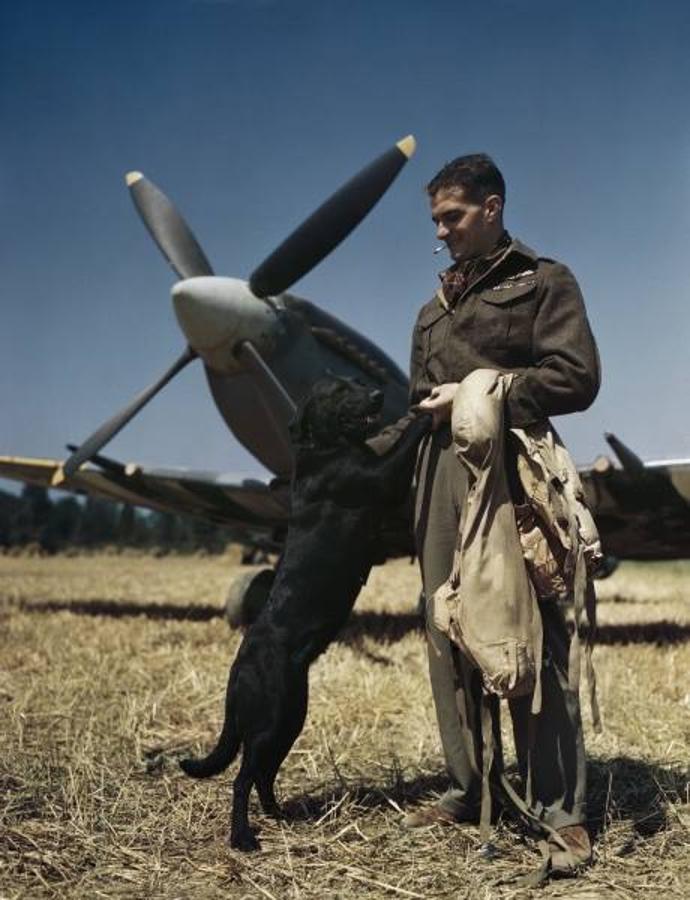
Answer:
[{"left": 224, "top": 568, "right": 276, "bottom": 628}]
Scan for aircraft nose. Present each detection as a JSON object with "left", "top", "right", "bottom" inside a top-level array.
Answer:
[{"left": 172, "top": 276, "right": 282, "bottom": 372}]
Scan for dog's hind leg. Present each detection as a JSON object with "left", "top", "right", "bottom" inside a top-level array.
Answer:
[
  {"left": 255, "top": 768, "right": 282, "bottom": 818},
  {"left": 228, "top": 754, "right": 260, "bottom": 852},
  {"left": 251, "top": 729, "right": 295, "bottom": 818},
  {"left": 253, "top": 734, "right": 300, "bottom": 818},
  {"left": 255, "top": 675, "right": 309, "bottom": 819}
]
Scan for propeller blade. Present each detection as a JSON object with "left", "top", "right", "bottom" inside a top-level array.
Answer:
[
  {"left": 234, "top": 341, "right": 297, "bottom": 473},
  {"left": 126, "top": 172, "right": 214, "bottom": 279},
  {"left": 205, "top": 368, "right": 294, "bottom": 478},
  {"left": 249, "top": 135, "right": 416, "bottom": 298},
  {"left": 237, "top": 341, "right": 297, "bottom": 420},
  {"left": 65, "top": 445, "right": 126, "bottom": 476},
  {"left": 56, "top": 346, "right": 197, "bottom": 483}
]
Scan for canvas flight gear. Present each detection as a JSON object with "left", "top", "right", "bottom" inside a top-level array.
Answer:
[
  {"left": 431, "top": 368, "right": 602, "bottom": 869},
  {"left": 511, "top": 420, "right": 603, "bottom": 732},
  {"left": 431, "top": 369, "right": 543, "bottom": 712}
]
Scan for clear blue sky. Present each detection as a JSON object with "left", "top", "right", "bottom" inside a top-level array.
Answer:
[{"left": 2, "top": 0, "right": 689, "bottom": 490}]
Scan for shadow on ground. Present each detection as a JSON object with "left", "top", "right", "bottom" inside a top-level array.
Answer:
[
  {"left": 20, "top": 597, "right": 221, "bottom": 621},
  {"left": 276, "top": 755, "right": 688, "bottom": 841},
  {"left": 587, "top": 755, "right": 689, "bottom": 840},
  {"left": 278, "top": 770, "right": 451, "bottom": 822},
  {"left": 18, "top": 599, "right": 690, "bottom": 646}
]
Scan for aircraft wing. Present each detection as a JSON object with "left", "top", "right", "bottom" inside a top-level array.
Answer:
[
  {"left": 0, "top": 455, "right": 290, "bottom": 552},
  {"left": 3, "top": 433, "right": 689, "bottom": 561},
  {"left": 0, "top": 452, "right": 419, "bottom": 558},
  {"left": 579, "top": 442, "right": 690, "bottom": 561}
]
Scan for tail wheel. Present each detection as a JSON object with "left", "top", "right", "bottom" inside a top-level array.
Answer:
[{"left": 224, "top": 568, "right": 276, "bottom": 628}]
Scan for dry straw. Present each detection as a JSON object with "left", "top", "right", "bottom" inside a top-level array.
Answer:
[{"left": 1, "top": 554, "right": 689, "bottom": 898}]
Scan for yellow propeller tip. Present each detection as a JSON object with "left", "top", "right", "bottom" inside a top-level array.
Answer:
[
  {"left": 396, "top": 135, "right": 416, "bottom": 158},
  {"left": 125, "top": 171, "right": 143, "bottom": 186}
]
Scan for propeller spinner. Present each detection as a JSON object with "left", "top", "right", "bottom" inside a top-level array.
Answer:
[{"left": 56, "top": 136, "right": 416, "bottom": 483}]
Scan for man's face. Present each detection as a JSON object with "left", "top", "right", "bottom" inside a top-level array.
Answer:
[{"left": 430, "top": 187, "right": 502, "bottom": 263}]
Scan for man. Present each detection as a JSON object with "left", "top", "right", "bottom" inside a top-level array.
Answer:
[{"left": 403, "top": 154, "right": 600, "bottom": 871}]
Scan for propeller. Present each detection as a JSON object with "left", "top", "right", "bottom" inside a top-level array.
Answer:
[{"left": 58, "top": 136, "right": 416, "bottom": 478}]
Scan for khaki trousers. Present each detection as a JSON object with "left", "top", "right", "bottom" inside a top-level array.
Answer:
[{"left": 414, "top": 411, "right": 587, "bottom": 829}]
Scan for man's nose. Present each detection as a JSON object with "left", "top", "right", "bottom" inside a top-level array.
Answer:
[{"left": 436, "top": 221, "right": 449, "bottom": 239}]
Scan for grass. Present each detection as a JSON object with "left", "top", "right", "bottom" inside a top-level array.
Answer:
[{"left": 1, "top": 553, "right": 689, "bottom": 898}]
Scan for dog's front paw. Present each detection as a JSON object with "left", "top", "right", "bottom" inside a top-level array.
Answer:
[{"left": 227, "top": 827, "right": 261, "bottom": 852}]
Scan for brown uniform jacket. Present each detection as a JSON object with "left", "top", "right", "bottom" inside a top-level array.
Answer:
[
  {"left": 411, "top": 238, "right": 600, "bottom": 427},
  {"left": 367, "top": 239, "right": 600, "bottom": 457}
]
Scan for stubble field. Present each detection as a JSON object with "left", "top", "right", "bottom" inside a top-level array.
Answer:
[{"left": 1, "top": 553, "right": 688, "bottom": 899}]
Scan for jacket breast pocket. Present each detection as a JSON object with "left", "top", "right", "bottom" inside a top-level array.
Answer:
[
  {"left": 479, "top": 280, "right": 538, "bottom": 349},
  {"left": 415, "top": 304, "right": 451, "bottom": 371}
]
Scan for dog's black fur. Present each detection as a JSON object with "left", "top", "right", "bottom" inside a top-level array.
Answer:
[{"left": 180, "top": 377, "right": 431, "bottom": 850}]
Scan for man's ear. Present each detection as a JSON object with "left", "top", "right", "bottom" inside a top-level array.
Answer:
[{"left": 484, "top": 194, "right": 503, "bottom": 225}]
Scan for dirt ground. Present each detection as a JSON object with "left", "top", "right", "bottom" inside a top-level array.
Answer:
[{"left": 1, "top": 553, "right": 688, "bottom": 899}]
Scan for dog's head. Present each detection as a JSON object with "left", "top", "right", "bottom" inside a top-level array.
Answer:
[{"left": 291, "top": 377, "right": 384, "bottom": 448}]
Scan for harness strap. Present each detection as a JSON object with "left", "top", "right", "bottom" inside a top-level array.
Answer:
[
  {"left": 569, "top": 542, "right": 602, "bottom": 732},
  {"left": 479, "top": 695, "right": 495, "bottom": 845},
  {"left": 568, "top": 545, "right": 584, "bottom": 692},
  {"left": 529, "top": 593, "right": 543, "bottom": 716},
  {"left": 493, "top": 768, "right": 578, "bottom": 887},
  {"left": 585, "top": 577, "right": 602, "bottom": 731},
  {"left": 478, "top": 688, "right": 581, "bottom": 885}
]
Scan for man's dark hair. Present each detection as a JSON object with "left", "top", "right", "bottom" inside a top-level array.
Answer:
[{"left": 426, "top": 153, "right": 506, "bottom": 204}]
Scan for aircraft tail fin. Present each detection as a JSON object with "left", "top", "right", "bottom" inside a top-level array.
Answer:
[{"left": 605, "top": 432, "right": 645, "bottom": 476}]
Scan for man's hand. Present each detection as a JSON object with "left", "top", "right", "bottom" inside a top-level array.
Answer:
[{"left": 417, "top": 383, "right": 460, "bottom": 430}]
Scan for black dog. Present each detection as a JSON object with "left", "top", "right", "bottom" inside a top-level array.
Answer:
[{"left": 180, "top": 378, "right": 430, "bottom": 850}]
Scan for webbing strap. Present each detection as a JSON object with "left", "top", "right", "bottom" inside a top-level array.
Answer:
[
  {"left": 479, "top": 695, "right": 495, "bottom": 844},
  {"left": 530, "top": 594, "right": 543, "bottom": 716},
  {"left": 525, "top": 707, "right": 535, "bottom": 807},
  {"left": 585, "top": 578, "right": 602, "bottom": 732},
  {"left": 568, "top": 544, "right": 585, "bottom": 691},
  {"left": 494, "top": 771, "right": 578, "bottom": 887},
  {"left": 569, "top": 543, "right": 602, "bottom": 731},
  {"left": 478, "top": 689, "right": 578, "bottom": 886}
]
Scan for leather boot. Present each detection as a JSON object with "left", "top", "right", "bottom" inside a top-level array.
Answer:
[{"left": 549, "top": 824, "right": 592, "bottom": 872}]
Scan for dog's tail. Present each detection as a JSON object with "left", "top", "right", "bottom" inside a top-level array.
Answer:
[{"left": 179, "top": 676, "right": 241, "bottom": 778}]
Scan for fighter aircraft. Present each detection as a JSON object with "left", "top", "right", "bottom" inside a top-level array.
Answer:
[
  {"left": 2, "top": 135, "right": 689, "bottom": 593},
  {"left": 0, "top": 136, "right": 419, "bottom": 568}
]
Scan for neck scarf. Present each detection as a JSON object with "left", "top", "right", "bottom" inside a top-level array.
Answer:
[{"left": 439, "top": 231, "right": 511, "bottom": 307}]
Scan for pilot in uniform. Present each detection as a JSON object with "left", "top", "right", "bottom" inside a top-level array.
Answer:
[{"left": 400, "top": 154, "right": 600, "bottom": 872}]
